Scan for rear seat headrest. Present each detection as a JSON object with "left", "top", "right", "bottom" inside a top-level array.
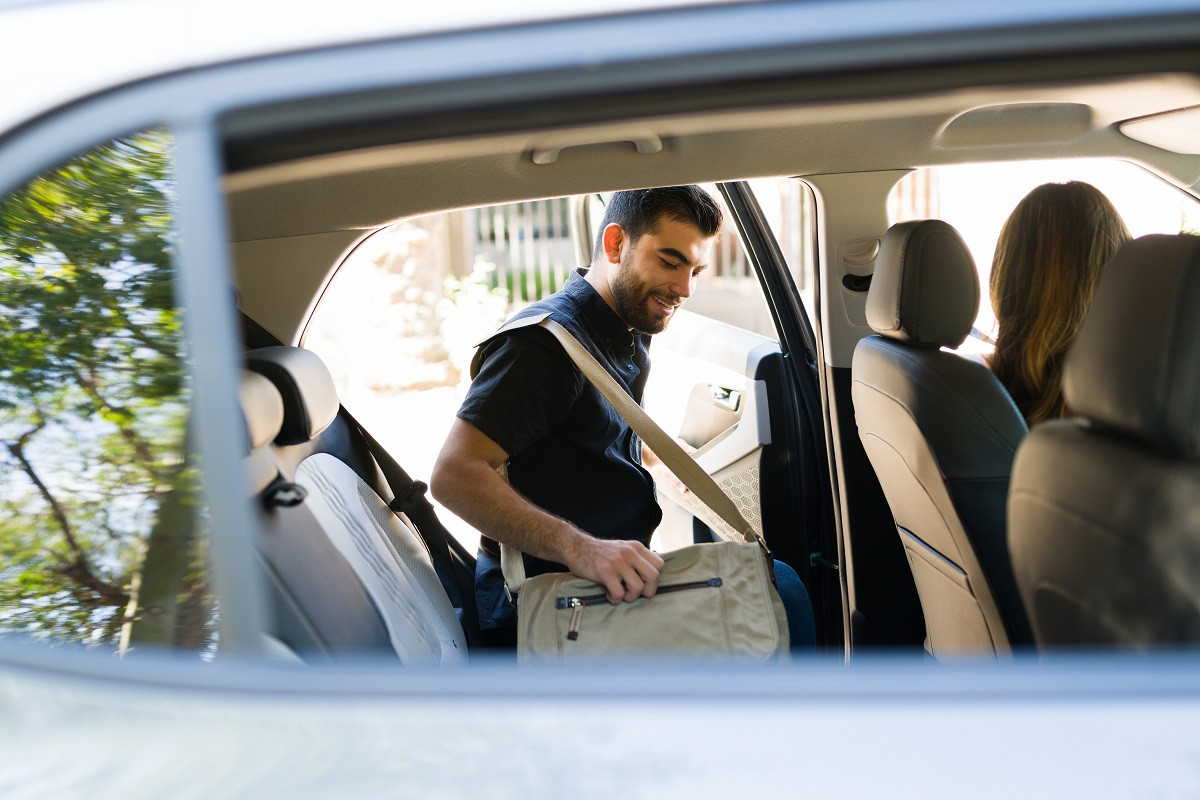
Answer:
[
  {"left": 239, "top": 370, "right": 284, "bottom": 494},
  {"left": 1064, "top": 234, "right": 1200, "bottom": 457},
  {"left": 246, "top": 346, "right": 340, "bottom": 445},
  {"left": 240, "top": 370, "right": 284, "bottom": 450},
  {"left": 865, "top": 219, "right": 979, "bottom": 348}
]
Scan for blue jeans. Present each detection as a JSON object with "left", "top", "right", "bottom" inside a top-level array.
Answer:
[
  {"left": 475, "top": 548, "right": 518, "bottom": 631},
  {"left": 772, "top": 559, "right": 816, "bottom": 650}
]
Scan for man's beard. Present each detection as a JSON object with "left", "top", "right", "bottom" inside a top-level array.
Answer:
[{"left": 611, "top": 255, "right": 675, "bottom": 335}]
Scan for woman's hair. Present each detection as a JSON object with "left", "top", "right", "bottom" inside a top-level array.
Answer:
[{"left": 988, "top": 181, "right": 1131, "bottom": 425}]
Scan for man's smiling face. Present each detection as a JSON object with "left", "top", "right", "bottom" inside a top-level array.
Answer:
[{"left": 610, "top": 216, "right": 716, "bottom": 334}]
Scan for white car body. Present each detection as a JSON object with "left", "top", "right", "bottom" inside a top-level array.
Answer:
[{"left": 3, "top": 0, "right": 1200, "bottom": 797}]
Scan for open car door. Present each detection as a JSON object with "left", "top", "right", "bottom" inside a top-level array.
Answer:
[{"left": 635, "top": 180, "right": 841, "bottom": 648}]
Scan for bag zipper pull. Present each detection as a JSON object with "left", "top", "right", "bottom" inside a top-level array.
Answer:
[{"left": 567, "top": 599, "right": 583, "bottom": 641}]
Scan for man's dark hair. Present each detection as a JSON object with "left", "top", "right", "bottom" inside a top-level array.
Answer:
[{"left": 591, "top": 186, "right": 722, "bottom": 262}]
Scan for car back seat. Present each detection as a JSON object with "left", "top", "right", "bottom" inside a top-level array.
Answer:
[
  {"left": 243, "top": 346, "right": 471, "bottom": 664},
  {"left": 240, "top": 368, "right": 397, "bottom": 660}
]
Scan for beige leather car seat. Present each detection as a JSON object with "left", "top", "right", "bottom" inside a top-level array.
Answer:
[
  {"left": 852, "top": 219, "right": 1031, "bottom": 658},
  {"left": 1009, "top": 234, "right": 1200, "bottom": 647}
]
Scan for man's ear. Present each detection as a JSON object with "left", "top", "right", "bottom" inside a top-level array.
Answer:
[{"left": 601, "top": 223, "right": 625, "bottom": 265}]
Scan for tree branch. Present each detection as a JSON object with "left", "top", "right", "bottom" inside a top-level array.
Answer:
[
  {"left": 6, "top": 425, "right": 128, "bottom": 607},
  {"left": 69, "top": 364, "right": 164, "bottom": 482},
  {"left": 100, "top": 296, "right": 176, "bottom": 359}
]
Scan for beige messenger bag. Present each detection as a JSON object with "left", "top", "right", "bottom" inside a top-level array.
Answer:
[{"left": 493, "top": 314, "right": 789, "bottom": 662}]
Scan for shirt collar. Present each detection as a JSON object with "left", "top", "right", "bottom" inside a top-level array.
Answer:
[{"left": 564, "top": 269, "right": 636, "bottom": 347}]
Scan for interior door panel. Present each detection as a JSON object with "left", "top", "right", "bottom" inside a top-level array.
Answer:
[
  {"left": 633, "top": 180, "right": 841, "bottom": 647},
  {"left": 644, "top": 311, "right": 778, "bottom": 550},
  {"left": 678, "top": 383, "right": 743, "bottom": 450}
]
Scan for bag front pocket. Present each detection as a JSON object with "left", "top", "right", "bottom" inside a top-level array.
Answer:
[
  {"left": 554, "top": 577, "right": 724, "bottom": 644},
  {"left": 516, "top": 541, "right": 785, "bottom": 661}
]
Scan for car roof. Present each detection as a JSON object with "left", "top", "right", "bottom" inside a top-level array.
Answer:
[
  {"left": 0, "top": 0, "right": 744, "bottom": 134},
  {"left": 8, "top": 0, "right": 1200, "bottom": 133},
  {"left": 204, "top": 1, "right": 1200, "bottom": 244}
]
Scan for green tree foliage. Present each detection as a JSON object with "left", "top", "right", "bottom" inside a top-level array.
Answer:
[{"left": 0, "top": 130, "right": 213, "bottom": 652}]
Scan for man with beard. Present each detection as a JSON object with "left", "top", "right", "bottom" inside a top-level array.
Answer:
[{"left": 432, "top": 186, "right": 812, "bottom": 648}]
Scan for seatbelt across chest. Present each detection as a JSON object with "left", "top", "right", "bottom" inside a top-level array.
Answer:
[{"left": 493, "top": 314, "right": 772, "bottom": 591}]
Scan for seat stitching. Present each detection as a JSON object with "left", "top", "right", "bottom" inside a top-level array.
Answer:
[{"left": 300, "top": 459, "right": 451, "bottom": 661}]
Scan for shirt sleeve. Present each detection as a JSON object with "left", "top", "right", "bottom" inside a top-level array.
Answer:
[{"left": 457, "top": 329, "right": 583, "bottom": 458}]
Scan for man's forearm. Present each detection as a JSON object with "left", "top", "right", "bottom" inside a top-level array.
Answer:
[
  {"left": 432, "top": 418, "right": 664, "bottom": 603},
  {"left": 431, "top": 456, "right": 585, "bottom": 566}
]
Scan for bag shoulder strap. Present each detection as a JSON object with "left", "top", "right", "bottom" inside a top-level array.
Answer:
[{"left": 470, "top": 312, "right": 552, "bottom": 379}]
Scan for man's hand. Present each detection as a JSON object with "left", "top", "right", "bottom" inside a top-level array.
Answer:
[
  {"left": 433, "top": 419, "right": 664, "bottom": 605},
  {"left": 564, "top": 535, "right": 665, "bottom": 605}
]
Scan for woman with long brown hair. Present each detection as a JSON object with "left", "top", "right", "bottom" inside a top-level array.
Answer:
[{"left": 988, "top": 181, "right": 1131, "bottom": 425}]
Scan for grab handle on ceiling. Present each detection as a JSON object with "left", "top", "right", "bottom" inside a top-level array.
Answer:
[{"left": 530, "top": 133, "right": 663, "bottom": 165}]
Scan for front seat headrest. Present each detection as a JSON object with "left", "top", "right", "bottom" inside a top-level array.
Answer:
[
  {"left": 246, "top": 346, "right": 340, "bottom": 445},
  {"left": 865, "top": 219, "right": 980, "bottom": 348},
  {"left": 1064, "top": 234, "right": 1200, "bottom": 457}
]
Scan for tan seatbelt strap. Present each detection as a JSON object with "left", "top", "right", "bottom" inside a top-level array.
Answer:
[{"left": 537, "top": 317, "right": 762, "bottom": 547}]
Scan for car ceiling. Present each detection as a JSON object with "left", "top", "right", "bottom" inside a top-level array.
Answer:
[{"left": 224, "top": 73, "right": 1200, "bottom": 243}]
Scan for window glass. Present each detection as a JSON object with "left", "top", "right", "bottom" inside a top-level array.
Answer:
[
  {"left": 0, "top": 131, "right": 216, "bottom": 655},
  {"left": 747, "top": 177, "right": 817, "bottom": 321},
  {"left": 888, "top": 159, "right": 1200, "bottom": 355}
]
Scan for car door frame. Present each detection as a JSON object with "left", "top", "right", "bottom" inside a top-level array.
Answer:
[
  {"left": 4, "top": 0, "right": 1200, "bottom": 668},
  {"left": 717, "top": 180, "right": 843, "bottom": 648}
]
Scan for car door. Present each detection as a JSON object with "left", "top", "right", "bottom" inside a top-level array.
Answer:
[
  {"left": 10, "top": 2, "right": 1200, "bottom": 797},
  {"left": 637, "top": 180, "right": 841, "bottom": 646}
]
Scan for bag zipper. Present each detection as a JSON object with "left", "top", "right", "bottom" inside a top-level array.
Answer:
[{"left": 555, "top": 577, "right": 723, "bottom": 642}]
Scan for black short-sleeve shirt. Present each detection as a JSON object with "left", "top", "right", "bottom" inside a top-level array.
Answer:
[{"left": 458, "top": 270, "right": 661, "bottom": 580}]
